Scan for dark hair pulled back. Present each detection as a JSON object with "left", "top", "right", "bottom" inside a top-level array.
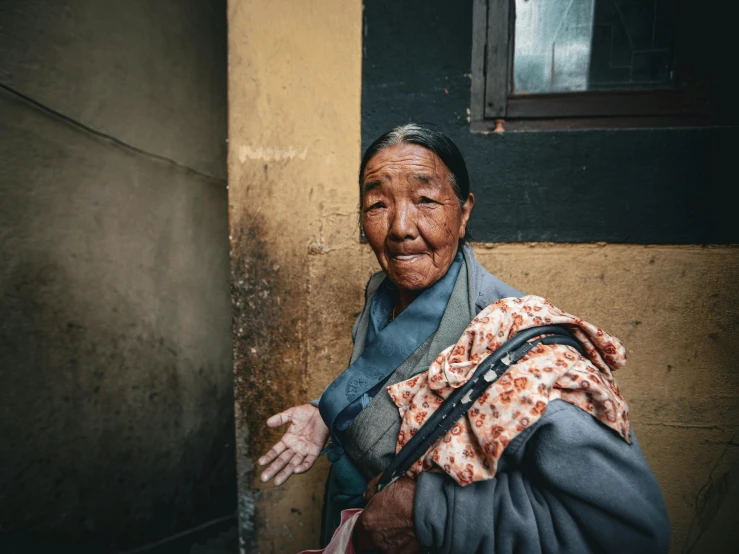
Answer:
[{"left": 359, "top": 123, "right": 471, "bottom": 206}]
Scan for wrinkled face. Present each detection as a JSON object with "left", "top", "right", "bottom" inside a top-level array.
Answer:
[{"left": 361, "top": 143, "right": 474, "bottom": 292}]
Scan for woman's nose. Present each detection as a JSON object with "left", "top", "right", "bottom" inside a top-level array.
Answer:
[{"left": 388, "top": 202, "right": 417, "bottom": 240}]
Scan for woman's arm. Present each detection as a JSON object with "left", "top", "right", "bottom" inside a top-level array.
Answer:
[{"left": 414, "top": 400, "right": 671, "bottom": 554}]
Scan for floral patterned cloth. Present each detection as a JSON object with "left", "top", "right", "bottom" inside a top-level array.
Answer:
[{"left": 387, "top": 295, "right": 631, "bottom": 486}]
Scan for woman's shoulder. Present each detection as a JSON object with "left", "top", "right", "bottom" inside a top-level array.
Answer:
[
  {"left": 463, "top": 245, "right": 524, "bottom": 313},
  {"left": 503, "top": 399, "right": 638, "bottom": 466}
]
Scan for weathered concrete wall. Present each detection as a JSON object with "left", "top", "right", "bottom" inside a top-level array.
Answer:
[
  {"left": 1, "top": 0, "right": 227, "bottom": 179},
  {"left": 0, "top": 0, "right": 234, "bottom": 550},
  {"left": 227, "top": 0, "right": 365, "bottom": 551},
  {"left": 227, "top": 1, "right": 739, "bottom": 552}
]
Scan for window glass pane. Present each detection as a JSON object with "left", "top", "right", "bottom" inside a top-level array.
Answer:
[
  {"left": 588, "top": 0, "right": 675, "bottom": 90},
  {"left": 513, "top": 0, "right": 597, "bottom": 94},
  {"left": 513, "top": 0, "right": 675, "bottom": 94}
]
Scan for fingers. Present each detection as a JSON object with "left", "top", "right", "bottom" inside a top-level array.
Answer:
[
  {"left": 260, "top": 448, "right": 314, "bottom": 486},
  {"left": 294, "top": 453, "right": 318, "bottom": 474},
  {"left": 258, "top": 440, "right": 287, "bottom": 467},
  {"left": 266, "top": 409, "right": 293, "bottom": 428},
  {"left": 273, "top": 452, "right": 306, "bottom": 486},
  {"left": 259, "top": 446, "right": 294, "bottom": 482}
]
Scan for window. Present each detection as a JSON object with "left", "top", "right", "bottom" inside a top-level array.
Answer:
[{"left": 470, "top": 0, "right": 715, "bottom": 131}]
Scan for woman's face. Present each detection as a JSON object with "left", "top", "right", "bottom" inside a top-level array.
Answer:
[{"left": 361, "top": 143, "right": 474, "bottom": 292}]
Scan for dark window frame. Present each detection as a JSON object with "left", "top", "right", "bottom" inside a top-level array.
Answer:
[{"left": 470, "top": 0, "right": 714, "bottom": 131}]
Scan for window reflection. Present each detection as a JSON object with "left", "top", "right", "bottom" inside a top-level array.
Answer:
[
  {"left": 514, "top": 0, "right": 597, "bottom": 94},
  {"left": 513, "top": 0, "right": 675, "bottom": 95}
]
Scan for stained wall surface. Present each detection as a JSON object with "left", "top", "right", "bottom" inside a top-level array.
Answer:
[
  {"left": 0, "top": 0, "right": 234, "bottom": 550},
  {"left": 227, "top": 1, "right": 738, "bottom": 553}
]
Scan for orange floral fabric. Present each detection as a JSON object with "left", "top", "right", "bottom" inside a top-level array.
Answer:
[{"left": 387, "top": 295, "right": 631, "bottom": 486}]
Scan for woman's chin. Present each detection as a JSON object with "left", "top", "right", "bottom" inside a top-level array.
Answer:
[{"left": 387, "top": 267, "right": 440, "bottom": 292}]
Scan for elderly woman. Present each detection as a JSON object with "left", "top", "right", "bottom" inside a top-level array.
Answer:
[{"left": 258, "top": 124, "right": 671, "bottom": 554}]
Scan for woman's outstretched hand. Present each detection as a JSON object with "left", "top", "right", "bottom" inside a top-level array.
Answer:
[{"left": 258, "top": 403, "right": 329, "bottom": 486}]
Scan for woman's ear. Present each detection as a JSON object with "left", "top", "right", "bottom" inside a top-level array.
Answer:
[{"left": 459, "top": 193, "right": 475, "bottom": 238}]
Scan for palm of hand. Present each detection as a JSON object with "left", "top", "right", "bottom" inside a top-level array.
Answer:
[
  {"left": 258, "top": 404, "right": 329, "bottom": 486},
  {"left": 280, "top": 406, "right": 327, "bottom": 455}
]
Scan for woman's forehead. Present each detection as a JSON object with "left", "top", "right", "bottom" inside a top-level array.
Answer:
[{"left": 363, "top": 143, "right": 448, "bottom": 183}]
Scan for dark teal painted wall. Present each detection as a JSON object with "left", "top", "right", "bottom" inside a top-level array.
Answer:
[{"left": 362, "top": 0, "right": 737, "bottom": 244}]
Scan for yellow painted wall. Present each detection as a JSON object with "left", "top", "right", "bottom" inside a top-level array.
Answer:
[{"left": 227, "top": 1, "right": 739, "bottom": 552}]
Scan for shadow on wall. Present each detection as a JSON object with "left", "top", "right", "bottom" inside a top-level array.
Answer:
[
  {"left": 0, "top": 0, "right": 235, "bottom": 550},
  {"left": 0, "top": 246, "right": 235, "bottom": 552}
]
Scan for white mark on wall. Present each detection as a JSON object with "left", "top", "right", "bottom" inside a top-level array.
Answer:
[
  {"left": 238, "top": 145, "right": 308, "bottom": 163},
  {"left": 238, "top": 491, "right": 255, "bottom": 554}
]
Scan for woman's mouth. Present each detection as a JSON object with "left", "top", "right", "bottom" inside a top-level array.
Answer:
[{"left": 390, "top": 253, "right": 425, "bottom": 263}]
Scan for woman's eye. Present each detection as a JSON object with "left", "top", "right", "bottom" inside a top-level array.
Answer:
[
  {"left": 419, "top": 196, "right": 437, "bottom": 204},
  {"left": 364, "top": 202, "right": 385, "bottom": 212}
]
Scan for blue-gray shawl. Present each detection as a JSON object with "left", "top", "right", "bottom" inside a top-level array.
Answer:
[{"left": 319, "top": 245, "right": 522, "bottom": 544}]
